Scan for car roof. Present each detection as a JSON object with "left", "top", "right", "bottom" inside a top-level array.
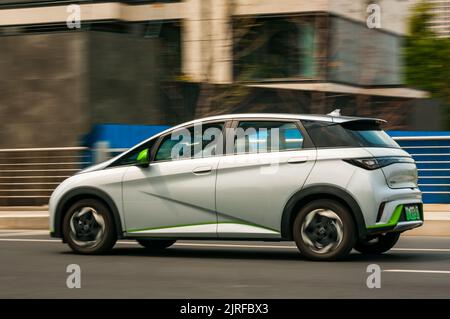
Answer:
[
  {"left": 109, "top": 113, "right": 385, "bottom": 163},
  {"left": 149, "top": 112, "right": 385, "bottom": 141},
  {"left": 178, "top": 113, "right": 385, "bottom": 126}
]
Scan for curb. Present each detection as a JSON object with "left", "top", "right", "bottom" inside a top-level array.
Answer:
[
  {"left": 0, "top": 211, "right": 48, "bottom": 230},
  {"left": 0, "top": 216, "right": 48, "bottom": 230}
]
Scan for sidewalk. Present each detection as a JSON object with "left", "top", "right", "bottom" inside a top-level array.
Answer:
[
  {"left": 404, "top": 204, "right": 450, "bottom": 237},
  {"left": 0, "top": 205, "right": 449, "bottom": 236},
  {"left": 0, "top": 206, "right": 49, "bottom": 230}
]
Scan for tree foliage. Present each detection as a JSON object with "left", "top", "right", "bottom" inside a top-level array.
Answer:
[{"left": 404, "top": 1, "right": 450, "bottom": 127}]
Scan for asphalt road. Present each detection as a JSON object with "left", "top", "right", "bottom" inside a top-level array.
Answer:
[{"left": 0, "top": 230, "right": 449, "bottom": 298}]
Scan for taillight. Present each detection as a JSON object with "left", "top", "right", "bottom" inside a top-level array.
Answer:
[{"left": 343, "top": 156, "right": 414, "bottom": 170}]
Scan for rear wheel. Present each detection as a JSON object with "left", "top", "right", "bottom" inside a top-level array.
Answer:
[
  {"left": 293, "top": 199, "right": 356, "bottom": 261},
  {"left": 136, "top": 239, "right": 176, "bottom": 250},
  {"left": 62, "top": 199, "right": 117, "bottom": 254},
  {"left": 354, "top": 232, "right": 401, "bottom": 255}
]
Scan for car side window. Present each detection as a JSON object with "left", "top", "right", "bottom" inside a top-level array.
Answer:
[
  {"left": 234, "top": 121, "right": 303, "bottom": 154},
  {"left": 154, "top": 122, "right": 225, "bottom": 162}
]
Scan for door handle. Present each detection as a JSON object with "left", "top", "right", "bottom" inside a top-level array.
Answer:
[
  {"left": 288, "top": 157, "right": 308, "bottom": 164},
  {"left": 192, "top": 166, "right": 213, "bottom": 175}
]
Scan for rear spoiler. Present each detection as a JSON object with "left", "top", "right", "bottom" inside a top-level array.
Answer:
[
  {"left": 339, "top": 118, "right": 387, "bottom": 130},
  {"left": 327, "top": 109, "right": 386, "bottom": 125}
]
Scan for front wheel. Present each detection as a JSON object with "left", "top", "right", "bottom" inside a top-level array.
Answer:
[
  {"left": 136, "top": 239, "right": 176, "bottom": 250},
  {"left": 354, "top": 232, "right": 401, "bottom": 255},
  {"left": 293, "top": 199, "right": 356, "bottom": 261},
  {"left": 62, "top": 199, "right": 117, "bottom": 254}
]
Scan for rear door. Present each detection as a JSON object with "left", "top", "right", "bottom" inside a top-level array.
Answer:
[{"left": 215, "top": 119, "right": 317, "bottom": 239}]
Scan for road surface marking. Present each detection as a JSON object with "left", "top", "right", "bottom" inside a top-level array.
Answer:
[
  {"left": 0, "top": 238, "right": 450, "bottom": 253},
  {"left": 384, "top": 269, "right": 450, "bottom": 274},
  {"left": 392, "top": 248, "right": 450, "bottom": 252}
]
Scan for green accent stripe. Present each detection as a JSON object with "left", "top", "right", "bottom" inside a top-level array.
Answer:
[
  {"left": 127, "top": 221, "right": 279, "bottom": 233},
  {"left": 367, "top": 205, "right": 403, "bottom": 229},
  {"left": 127, "top": 221, "right": 217, "bottom": 233}
]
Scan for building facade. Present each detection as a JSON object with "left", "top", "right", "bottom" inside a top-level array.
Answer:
[{"left": 0, "top": 0, "right": 433, "bottom": 148}]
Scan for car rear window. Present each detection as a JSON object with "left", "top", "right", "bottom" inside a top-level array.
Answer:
[
  {"left": 235, "top": 121, "right": 304, "bottom": 154},
  {"left": 302, "top": 120, "right": 400, "bottom": 148}
]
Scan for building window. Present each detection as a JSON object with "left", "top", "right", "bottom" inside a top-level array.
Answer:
[
  {"left": 233, "top": 16, "right": 317, "bottom": 81},
  {"left": 328, "top": 16, "right": 403, "bottom": 86},
  {"left": 90, "top": 21, "right": 181, "bottom": 78}
]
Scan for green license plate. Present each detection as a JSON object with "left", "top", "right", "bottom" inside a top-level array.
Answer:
[{"left": 405, "top": 205, "right": 421, "bottom": 221}]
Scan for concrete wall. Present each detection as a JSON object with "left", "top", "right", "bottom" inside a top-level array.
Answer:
[
  {"left": 0, "top": 32, "right": 89, "bottom": 148},
  {"left": 88, "top": 31, "right": 164, "bottom": 125},
  {"left": 409, "top": 99, "right": 446, "bottom": 131}
]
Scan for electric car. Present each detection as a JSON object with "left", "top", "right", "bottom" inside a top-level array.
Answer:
[{"left": 49, "top": 113, "right": 423, "bottom": 260}]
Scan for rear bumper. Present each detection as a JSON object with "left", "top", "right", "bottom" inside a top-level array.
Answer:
[
  {"left": 367, "top": 220, "right": 424, "bottom": 235},
  {"left": 393, "top": 220, "right": 423, "bottom": 232},
  {"left": 366, "top": 202, "right": 424, "bottom": 235}
]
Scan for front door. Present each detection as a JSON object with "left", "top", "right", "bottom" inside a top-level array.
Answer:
[{"left": 122, "top": 121, "right": 226, "bottom": 237}]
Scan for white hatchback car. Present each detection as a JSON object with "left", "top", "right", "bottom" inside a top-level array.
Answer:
[{"left": 49, "top": 113, "right": 423, "bottom": 260}]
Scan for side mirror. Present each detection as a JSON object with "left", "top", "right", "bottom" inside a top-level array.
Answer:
[{"left": 136, "top": 149, "right": 150, "bottom": 167}]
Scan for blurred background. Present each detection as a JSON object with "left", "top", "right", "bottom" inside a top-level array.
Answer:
[{"left": 0, "top": 0, "right": 449, "bottom": 206}]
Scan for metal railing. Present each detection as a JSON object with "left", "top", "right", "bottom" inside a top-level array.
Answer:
[
  {"left": 0, "top": 147, "right": 88, "bottom": 206},
  {"left": 391, "top": 134, "right": 450, "bottom": 203}
]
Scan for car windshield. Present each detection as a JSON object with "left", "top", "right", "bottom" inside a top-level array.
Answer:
[{"left": 302, "top": 120, "right": 400, "bottom": 148}]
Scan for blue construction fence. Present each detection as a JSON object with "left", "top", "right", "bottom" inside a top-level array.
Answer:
[
  {"left": 82, "top": 124, "right": 170, "bottom": 164},
  {"left": 389, "top": 131, "right": 450, "bottom": 204},
  {"left": 82, "top": 125, "right": 450, "bottom": 204}
]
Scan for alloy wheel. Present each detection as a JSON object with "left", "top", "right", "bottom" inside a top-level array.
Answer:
[
  {"left": 69, "top": 206, "right": 106, "bottom": 249},
  {"left": 300, "top": 209, "right": 344, "bottom": 254}
]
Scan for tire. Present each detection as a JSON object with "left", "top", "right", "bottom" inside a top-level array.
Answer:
[
  {"left": 136, "top": 239, "right": 176, "bottom": 250},
  {"left": 293, "top": 199, "right": 356, "bottom": 261},
  {"left": 354, "top": 232, "right": 401, "bottom": 255},
  {"left": 62, "top": 199, "right": 117, "bottom": 254}
]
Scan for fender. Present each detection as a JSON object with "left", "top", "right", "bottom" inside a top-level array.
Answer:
[
  {"left": 52, "top": 186, "right": 124, "bottom": 239},
  {"left": 280, "top": 184, "right": 367, "bottom": 240}
]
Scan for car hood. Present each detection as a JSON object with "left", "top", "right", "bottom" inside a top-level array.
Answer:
[{"left": 76, "top": 159, "right": 115, "bottom": 175}]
